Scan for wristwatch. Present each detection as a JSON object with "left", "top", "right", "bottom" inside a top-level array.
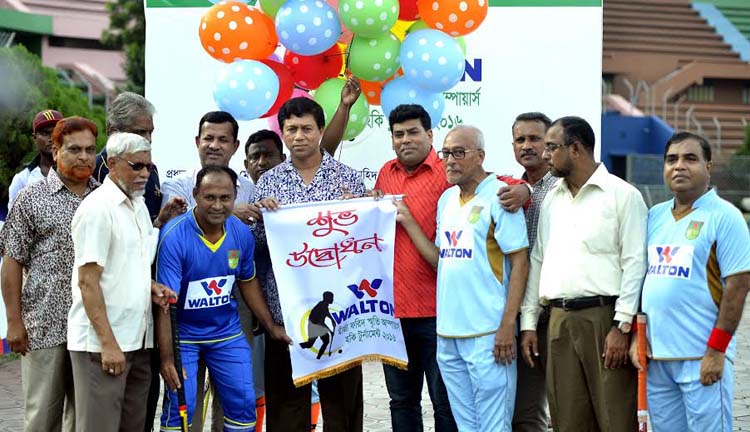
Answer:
[{"left": 613, "top": 320, "right": 631, "bottom": 334}]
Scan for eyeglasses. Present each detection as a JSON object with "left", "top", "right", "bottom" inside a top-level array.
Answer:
[
  {"left": 544, "top": 142, "right": 569, "bottom": 153},
  {"left": 117, "top": 157, "right": 155, "bottom": 172},
  {"left": 438, "top": 149, "right": 481, "bottom": 160}
]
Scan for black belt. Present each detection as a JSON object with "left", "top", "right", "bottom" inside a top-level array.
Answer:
[{"left": 548, "top": 295, "right": 618, "bottom": 311}]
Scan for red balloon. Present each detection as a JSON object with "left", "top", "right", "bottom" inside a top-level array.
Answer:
[
  {"left": 259, "top": 60, "right": 294, "bottom": 118},
  {"left": 399, "top": 0, "right": 419, "bottom": 21},
  {"left": 283, "top": 44, "right": 344, "bottom": 90}
]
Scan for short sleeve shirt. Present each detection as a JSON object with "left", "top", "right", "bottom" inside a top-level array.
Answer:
[
  {"left": 642, "top": 189, "right": 750, "bottom": 361},
  {"left": 67, "top": 177, "right": 159, "bottom": 353},
  {"left": 252, "top": 151, "right": 366, "bottom": 324},
  {"left": 435, "top": 175, "right": 529, "bottom": 337},
  {"left": 0, "top": 169, "right": 98, "bottom": 351},
  {"left": 374, "top": 149, "right": 449, "bottom": 318},
  {"left": 160, "top": 166, "right": 255, "bottom": 210},
  {"left": 156, "top": 210, "right": 255, "bottom": 343}
]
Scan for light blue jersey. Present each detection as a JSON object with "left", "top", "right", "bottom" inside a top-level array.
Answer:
[
  {"left": 642, "top": 189, "right": 750, "bottom": 360},
  {"left": 435, "top": 175, "right": 528, "bottom": 338}
]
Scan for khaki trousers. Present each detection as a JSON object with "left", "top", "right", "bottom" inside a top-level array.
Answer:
[
  {"left": 546, "top": 304, "right": 637, "bottom": 432},
  {"left": 70, "top": 349, "right": 151, "bottom": 432},
  {"left": 22, "top": 344, "right": 76, "bottom": 432}
]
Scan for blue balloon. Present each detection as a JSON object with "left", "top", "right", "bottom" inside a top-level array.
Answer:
[
  {"left": 275, "top": 0, "right": 341, "bottom": 56},
  {"left": 213, "top": 60, "right": 279, "bottom": 121},
  {"left": 380, "top": 77, "right": 445, "bottom": 128},
  {"left": 400, "top": 29, "right": 465, "bottom": 93}
]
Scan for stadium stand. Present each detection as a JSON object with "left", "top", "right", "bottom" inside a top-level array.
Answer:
[{"left": 603, "top": 0, "right": 750, "bottom": 156}]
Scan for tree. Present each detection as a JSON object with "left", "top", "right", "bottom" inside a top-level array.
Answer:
[
  {"left": 102, "top": 0, "right": 145, "bottom": 94},
  {"left": 0, "top": 45, "right": 107, "bottom": 208}
]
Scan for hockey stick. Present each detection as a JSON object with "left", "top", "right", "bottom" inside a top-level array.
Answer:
[
  {"left": 169, "top": 297, "right": 189, "bottom": 432},
  {"left": 637, "top": 314, "right": 648, "bottom": 432}
]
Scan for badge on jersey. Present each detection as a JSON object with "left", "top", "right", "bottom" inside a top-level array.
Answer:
[
  {"left": 646, "top": 245, "right": 693, "bottom": 280},
  {"left": 685, "top": 220, "right": 704, "bottom": 240},
  {"left": 185, "top": 275, "right": 235, "bottom": 309},
  {"left": 468, "top": 206, "right": 483, "bottom": 224},
  {"left": 228, "top": 250, "right": 239, "bottom": 269}
]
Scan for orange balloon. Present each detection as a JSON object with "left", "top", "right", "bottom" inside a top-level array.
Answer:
[
  {"left": 416, "top": 0, "right": 488, "bottom": 36},
  {"left": 199, "top": 1, "right": 278, "bottom": 63},
  {"left": 360, "top": 75, "right": 395, "bottom": 106}
]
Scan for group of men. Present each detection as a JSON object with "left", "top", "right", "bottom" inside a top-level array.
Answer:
[{"left": 1, "top": 83, "right": 749, "bottom": 432}]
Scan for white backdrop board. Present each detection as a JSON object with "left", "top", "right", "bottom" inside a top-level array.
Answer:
[{"left": 145, "top": 0, "right": 602, "bottom": 187}]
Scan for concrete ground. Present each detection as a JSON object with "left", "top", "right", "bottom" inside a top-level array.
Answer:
[{"left": 1, "top": 308, "right": 749, "bottom": 431}]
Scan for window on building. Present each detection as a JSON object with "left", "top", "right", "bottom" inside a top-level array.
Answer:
[
  {"left": 742, "top": 82, "right": 750, "bottom": 105},
  {"left": 686, "top": 81, "right": 714, "bottom": 103}
]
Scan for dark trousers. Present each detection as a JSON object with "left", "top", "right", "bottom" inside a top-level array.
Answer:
[
  {"left": 513, "top": 309, "right": 550, "bottom": 432},
  {"left": 547, "top": 304, "right": 637, "bottom": 432},
  {"left": 265, "top": 336, "right": 363, "bottom": 432},
  {"left": 383, "top": 317, "right": 457, "bottom": 432}
]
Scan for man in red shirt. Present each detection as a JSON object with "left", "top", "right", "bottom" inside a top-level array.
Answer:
[{"left": 375, "top": 104, "right": 529, "bottom": 432}]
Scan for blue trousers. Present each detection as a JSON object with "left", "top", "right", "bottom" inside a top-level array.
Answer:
[
  {"left": 648, "top": 358, "right": 733, "bottom": 432},
  {"left": 437, "top": 334, "right": 516, "bottom": 432},
  {"left": 160, "top": 335, "right": 255, "bottom": 432},
  {"left": 383, "top": 317, "right": 457, "bottom": 432}
]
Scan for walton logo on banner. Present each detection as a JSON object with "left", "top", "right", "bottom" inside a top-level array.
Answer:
[{"left": 264, "top": 197, "right": 408, "bottom": 386}]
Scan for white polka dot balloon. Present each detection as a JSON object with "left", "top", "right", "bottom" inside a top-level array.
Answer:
[
  {"left": 339, "top": 0, "right": 400, "bottom": 38},
  {"left": 400, "top": 29, "right": 465, "bottom": 92},
  {"left": 348, "top": 31, "right": 401, "bottom": 82},
  {"left": 275, "top": 0, "right": 341, "bottom": 56},
  {"left": 213, "top": 60, "right": 280, "bottom": 120}
]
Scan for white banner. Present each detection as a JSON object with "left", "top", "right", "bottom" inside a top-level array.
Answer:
[{"left": 263, "top": 197, "right": 407, "bottom": 386}]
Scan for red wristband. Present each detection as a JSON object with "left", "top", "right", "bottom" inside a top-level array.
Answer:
[{"left": 707, "top": 327, "right": 732, "bottom": 353}]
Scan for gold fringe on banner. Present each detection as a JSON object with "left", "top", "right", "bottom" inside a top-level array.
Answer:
[{"left": 292, "top": 355, "right": 408, "bottom": 387}]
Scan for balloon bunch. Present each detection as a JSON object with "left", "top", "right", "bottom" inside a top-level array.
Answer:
[{"left": 198, "top": 0, "right": 488, "bottom": 135}]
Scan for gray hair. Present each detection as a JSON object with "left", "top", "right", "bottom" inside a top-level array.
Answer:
[
  {"left": 450, "top": 125, "right": 485, "bottom": 150},
  {"left": 106, "top": 92, "right": 155, "bottom": 134},
  {"left": 106, "top": 132, "right": 151, "bottom": 158}
]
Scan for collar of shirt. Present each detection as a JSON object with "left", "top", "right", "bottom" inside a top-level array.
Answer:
[
  {"left": 46, "top": 168, "right": 98, "bottom": 196},
  {"left": 669, "top": 187, "right": 717, "bottom": 211},
  {"left": 26, "top": 154, "right": 41, "bottom": 170},
  {"left": 388, "top": 148, "right": 441, "bottom": 175},
  {"left": 522, "top": 170, "right": 554, "bottom": 187},
  {"left": 101, "top": 176, "right": 144, "bottom": 208},
  {"left": 278, "top": 149, "right": 337, "bottom": 174},
  {"left": 557, "top": 163, "right": 610, "bottom": 196}
]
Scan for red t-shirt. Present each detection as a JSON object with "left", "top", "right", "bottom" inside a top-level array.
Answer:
[
  {"left": 376, "top": 150, "right": 447, "bottom": 318},
  {"left": 376, "top": 150, "right": 527, "bottom": 318}
]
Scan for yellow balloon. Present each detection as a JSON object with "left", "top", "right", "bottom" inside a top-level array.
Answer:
[
  {"left": 391, "top": 19, "right": 415, "bottom": 42},
  {"left": 338, "top": 42, "right": 349, "bottom": 76}
]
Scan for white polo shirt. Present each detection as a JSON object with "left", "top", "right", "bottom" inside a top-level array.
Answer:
[{"left": 67, "top": 177, "right": 159, "bottom": 353}]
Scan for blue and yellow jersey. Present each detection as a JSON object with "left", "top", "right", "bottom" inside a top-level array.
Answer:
[
  {"left": 435, "top": 175, "right": 529, "bottom": 338},
  {"left": 156, "top": 210, "right": 256, "bottom": 343},
  {"left": 642, "top": 189, "right": 750, "bottom": 360}
]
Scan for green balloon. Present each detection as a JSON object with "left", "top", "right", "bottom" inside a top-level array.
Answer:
[
  {"left": 407, "top": 20, "right": 466, "bottom": 56},
  {"left": 259, "top": 0, "right": 285, "bottom": 19},
  {"left": 313, "top": 78, "right": 370, "bottom": 141},
  {"left": 349, "top": 32, "right": 400, "bottom": 82},
  {"left": 339, "top": 0, "right": 399, "bottom": 38}
]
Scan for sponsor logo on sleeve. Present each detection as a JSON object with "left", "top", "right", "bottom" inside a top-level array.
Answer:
[{"left": 185, "top": 275, "right": 235, "bottom": 309}]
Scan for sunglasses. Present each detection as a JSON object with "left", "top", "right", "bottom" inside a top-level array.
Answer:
[{"left": 117, "top": 157, "right": 155, "bottom": 173}]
